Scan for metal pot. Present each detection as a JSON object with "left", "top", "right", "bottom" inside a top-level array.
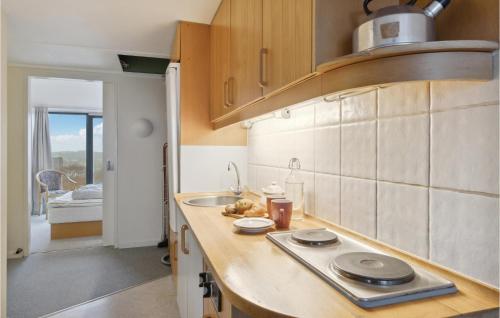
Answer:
[{"left": 353, "top": 0, "right": 451, "bottom": 53}]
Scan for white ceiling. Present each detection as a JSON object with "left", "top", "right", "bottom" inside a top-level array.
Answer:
[{"left": 4, "top": 0, "right": 221, "bottom": 71}]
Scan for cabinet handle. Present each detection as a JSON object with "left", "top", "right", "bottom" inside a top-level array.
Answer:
[
  {"left": 227, "top": 77, "right": 234, "bottom": 106},
  {"left": 223, "top": 80, "right": 230, "bottom": 108},
  {"left": 180, "top": 224, "right": 189, "bottom": 255},
  {"left": 259, "top": 48, "right": 268, "bottom": 88}
]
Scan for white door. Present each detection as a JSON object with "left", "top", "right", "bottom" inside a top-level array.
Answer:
[{"left": 102, "top": 82, "right": 117, "bottom": 246}]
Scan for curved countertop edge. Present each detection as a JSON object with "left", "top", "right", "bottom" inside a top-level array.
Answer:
[{"left": 175, "top": 192, "right": 500, "bottom": 318}]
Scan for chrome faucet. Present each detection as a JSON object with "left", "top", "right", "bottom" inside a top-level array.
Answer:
[{"left": 227, "top": 161, "right": 242, "bottom": 195}]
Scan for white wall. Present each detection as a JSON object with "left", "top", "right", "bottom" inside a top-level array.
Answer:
[
  {"left": 1, "top": 4, "right": 7, "bottom": 317},
  {"left": 247, "top": 79, "right": 499, "bottom": 287},
  {"left": 180, "top": 146, "right": 248, "bottom": 193},
  {"left": 30, "top": 77, "right": 103, "bottom": 111},
  {"left": 7, "top": 65, "right": 166, "bottom": 254}
]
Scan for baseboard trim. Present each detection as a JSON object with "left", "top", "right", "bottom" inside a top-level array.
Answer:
[
  {"left": 117, "top": 240, "right": 158, "bottom": 249},
  {"left": 7, "top": 250, "right": 24, "bottom": 259}
]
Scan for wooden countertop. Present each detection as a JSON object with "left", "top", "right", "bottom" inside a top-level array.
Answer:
[{"left": 175, "top": 192, "right": 499, "bottom": 318}]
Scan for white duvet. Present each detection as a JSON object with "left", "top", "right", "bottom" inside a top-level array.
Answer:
[
  {"left": 72, "top": 183, "right": 103, "bottom": 200},
  {"left": 48, "top": 191, "right": 102, "bottom": 208}
]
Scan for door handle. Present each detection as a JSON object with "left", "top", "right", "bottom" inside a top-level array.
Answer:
[
  {"left": 259, "top": 48, "right": 268, "bottom": 88},
  {"left": 180, "top": 224, "right": 189, "bottom": 255},
  {"left": 106, "top": 160, "right": 114, "bottom": 171}
]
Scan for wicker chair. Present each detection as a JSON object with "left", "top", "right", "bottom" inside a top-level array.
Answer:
[{"left": 35, "top": 169, "right": 78, "bottom": 219}]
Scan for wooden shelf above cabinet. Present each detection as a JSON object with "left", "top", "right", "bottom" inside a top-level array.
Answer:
[{"left": 213, "top": 40, "right": 498, "bottom": 129}]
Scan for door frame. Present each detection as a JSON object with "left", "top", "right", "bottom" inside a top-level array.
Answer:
[{"left": 25, "top": 76, "right": 118, "bottom": 254}]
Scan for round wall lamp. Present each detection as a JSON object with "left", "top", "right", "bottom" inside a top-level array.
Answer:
[{"left": 132, "top": 118, "right": 154, "bottom": 138}]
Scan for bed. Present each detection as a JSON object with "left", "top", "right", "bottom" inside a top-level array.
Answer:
[{"left": 47, "top": 190, "right": 103, "bottom": 240}]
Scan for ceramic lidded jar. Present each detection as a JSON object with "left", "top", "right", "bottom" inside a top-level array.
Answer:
[{"left": 260, "top": 181, "right": 285, "bottom": 206}]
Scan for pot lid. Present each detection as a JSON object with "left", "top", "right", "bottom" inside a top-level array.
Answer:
[{"left": 261, "top": 182, "right": 284, "bottom": 195}]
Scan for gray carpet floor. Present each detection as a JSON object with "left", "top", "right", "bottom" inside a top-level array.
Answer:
[{"left": 8, "top": 246, "right": 170, "bottom": 318}]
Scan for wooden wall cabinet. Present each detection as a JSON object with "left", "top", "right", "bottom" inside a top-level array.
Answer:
[
  {"left": 262, "top": 0, "right": 313, "bottom": 94},
  {"left": 210, "top": 0, "right": 231, "bottom": 120},
  {"left": 228, "top": 0, "right": 263, "bottom": 108},
  {"left": 210, "top": 0, "right": 315, "bottom": 121},
  {"left": 172, "top": 21, "right": 246, "bottom": 146}
]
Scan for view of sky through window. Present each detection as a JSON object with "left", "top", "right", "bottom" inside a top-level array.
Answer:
[{"left": 49, "top": 113, "right": 103, "bottom": 186}]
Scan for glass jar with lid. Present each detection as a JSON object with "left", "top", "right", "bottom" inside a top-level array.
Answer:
[{"left": 285, "top": 158, "right": 304, "bottom": 220}]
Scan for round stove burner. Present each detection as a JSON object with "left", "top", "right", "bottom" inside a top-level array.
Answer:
[
  {"left": 291, "top": 229, "right": 338, "bottom": 246},
  {"left": 331, "top": 252, "right": 415, "bottom": 286}
]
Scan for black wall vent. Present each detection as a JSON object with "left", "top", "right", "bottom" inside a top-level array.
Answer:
[{"left": 118, "top": 55, "right": 170, "bottom": 74}]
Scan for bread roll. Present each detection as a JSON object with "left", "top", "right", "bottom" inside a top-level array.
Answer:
[
  {"left": 244, "top": 205, "right": 266, "bottom": 217},
  {"left": 235, "top": 199, "right": 254, "bottom": 213},
  {"left": 225, "top": 204, "right": 237, "bottom": 214}
]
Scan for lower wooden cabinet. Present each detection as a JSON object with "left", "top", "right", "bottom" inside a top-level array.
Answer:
[
  {"left": 202, "top": 261, "right": 232, "bottom": 318},
  {"left": 169, "top": 227, "right": 177, "bottom": 287}
]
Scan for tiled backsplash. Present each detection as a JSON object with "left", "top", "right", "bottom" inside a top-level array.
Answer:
[{"left": 247, "top": 80, "right": 499, "bottom": 287}]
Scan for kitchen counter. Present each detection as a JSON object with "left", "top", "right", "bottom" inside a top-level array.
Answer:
[{"left": 175, "top": 192, "right": 499, "bottom": 318}]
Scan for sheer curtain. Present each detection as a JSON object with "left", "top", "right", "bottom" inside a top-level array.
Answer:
[{"left": 32, "top": 107, "right": 53, "bottom": 215}]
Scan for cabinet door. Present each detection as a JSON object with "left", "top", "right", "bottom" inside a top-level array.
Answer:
[
  {"left": 229, "top": 0, "right": 263, "bottom": 107},
  {"left": 210, "top": 0, "right": 231, "bottom": 120},
  {"left": 177, "top": 231, "right": 188, "bottom": 318},
  {"left": 186, "top": 229, "right": 203, "bottom": 318},
  {"left": 262, "top": 0, "right": 313, "bottom": 94}
]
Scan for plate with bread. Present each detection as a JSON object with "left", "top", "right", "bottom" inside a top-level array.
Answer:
[{"left": 221, "top": 198, "right": 267, "bottom": 218}]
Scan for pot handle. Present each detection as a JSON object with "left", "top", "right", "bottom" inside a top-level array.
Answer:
[{"left": 363, "top": 0, "right": 417, "bottom": 15}]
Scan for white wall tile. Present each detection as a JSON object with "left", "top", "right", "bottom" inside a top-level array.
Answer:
[
  {"left": 247, "top": 80, "right": 498, "bottom": 284},
  {"left": 430, "top": 189, "right": 499, "bottom": 286},
  {"left": 378, "top": 82, "right": 429, "bottom": 117},
  {"left": 341, "top": 121, "right": 376, "bottom": 179},
  {"left": 260, "top": 133, "right": 280, "bottom": 167},
  {"left": 247, "top": 165, "right": 257, "bottom": 190},
  {"left": 315, "top": 126, "right": 340, "bottom": 175},
  {"left": 341, "top": 90, "right": 377, "bottom": 123},
  {"left": 279, "top": 169, "right": 315, "bottom": 215},
  {"left": 289, "top": 129, "right": 315, "bottom": 171},
  {"left": 315, "top": 173, "right": 340, "bottom": 224},
  {"left": 431, "top": 105, "right": 499, "bottom": 194},
  {"left": 301, "top": 171, "right": 315, "bottom": 215},
  {"left": 255, "top": 166, "right": 281, "bottom": 194},
  {"left": 247, "top": 136, "right": 257, "bottom": 164},
  {"left": 293, "top": 104, "right": 315, "bottom": 131},
  {"left": 377, "top": 182, "right": 429, "bottom": 258},
  {"left": 378, "top": 115, "right": 429, "bottom": 186},
  {"left": 340, "top": 177, "right": 376, "bottom": 238},
  {"left": 277, "top": 132, "right": 294, "bottom": 168},
  {"left": 431, "top": 80, "right": 499, "bottom": 111},
  {"left": 316, "top": 99, "right": 340, "bottom": 127}
]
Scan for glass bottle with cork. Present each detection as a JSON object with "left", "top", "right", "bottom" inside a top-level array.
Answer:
[{"left": 285, "top": 158, "right": 304, "bottom": 220}]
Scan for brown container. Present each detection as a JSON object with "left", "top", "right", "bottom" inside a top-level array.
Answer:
[
  {"left": 270, "top": 199, "right": 292, "bottom": 229},
  {"left": 266, "top": 195, "right": 286, "bottom": 217}
]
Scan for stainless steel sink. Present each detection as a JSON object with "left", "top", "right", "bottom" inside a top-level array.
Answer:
[{"left": 183, "top": 195, "right": 242, "bottom": 207}]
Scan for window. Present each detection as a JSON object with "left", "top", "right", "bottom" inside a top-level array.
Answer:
[{"left": 49, "top": 112, "right": 103, "bottom": 187}]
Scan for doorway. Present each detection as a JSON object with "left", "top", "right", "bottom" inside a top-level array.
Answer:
[{"left": 27, "top": 77, "right": 108, "bottom": 253}]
